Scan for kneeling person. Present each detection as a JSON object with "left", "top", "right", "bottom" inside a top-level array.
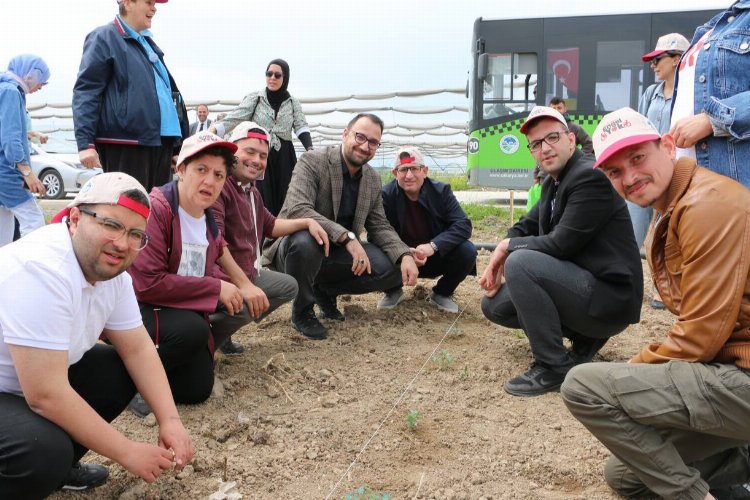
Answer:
[
  {"left": 562, "top": 107, "right": 750, "bottom": 499},
  {"left": 380, "top": 146, "right": 476, "bottom": 313},
  {"left": 479, "top": 106, "right": 643, "bottom": 396},
  {"left": 0, "top": 173, "right": 193, "bottom": 497},
  {"left": 212, "top": 122, "right": 329, "bottom": 352}
]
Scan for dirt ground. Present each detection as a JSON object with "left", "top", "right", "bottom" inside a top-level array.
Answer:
[{"left": 52, "top": 221, "right": 670, "bottom": 500}]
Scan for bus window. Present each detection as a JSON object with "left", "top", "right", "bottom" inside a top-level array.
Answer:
[
  {"left": 545, "top": 47, "right": 580, "bottom": 108},
  {"left": 594, "top": 40, "right": 645, "bottom": 112},
  {"left": 481, "top": 53, "right": 537, "bottom": 120}
]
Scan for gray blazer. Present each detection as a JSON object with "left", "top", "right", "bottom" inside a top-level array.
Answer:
[
  {"left": 262, "top": 145, "right": 410, "bottom": 265},
  {"left": 189, "top": 119, "right": 212, "bottom": 136}
]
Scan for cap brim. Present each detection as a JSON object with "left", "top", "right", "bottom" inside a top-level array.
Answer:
[
  {"left": 594, "top": 134, "right": 662, "bottom": 168},
  {"left": 641, "top": 49, "right": 667, "bottom": 62},
  {"left": 177, "top": 140, "right": 238, "bottom": 167}
]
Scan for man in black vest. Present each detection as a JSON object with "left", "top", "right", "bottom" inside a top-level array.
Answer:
[{"left": 480, "top": 106, "right": 643, "bottom": 397}]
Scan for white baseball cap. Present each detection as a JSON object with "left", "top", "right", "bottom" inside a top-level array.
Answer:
[
  {"left": 519, "top": 106, "right": 568, "bottom": 135},
  {"left": 593, "top": 107, "right": 661, "bottom": 168}
]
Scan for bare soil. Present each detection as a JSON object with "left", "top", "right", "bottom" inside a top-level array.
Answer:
[{"left": 52, "top": 221, "right": 669, "bottom": 500}]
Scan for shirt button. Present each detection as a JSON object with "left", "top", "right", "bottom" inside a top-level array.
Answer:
[
  {"left": 741, "top": 42, "right": 749, "bottom": 50},
  {"left": 704, "top": 43, "right": 711, "bottom": 50},
  {"left": 699, "top": 74, "right": 706, "bottom": 83},
  {"left": 728, "top": 16, "right": 736, "bottom": 22},
  {"left": 700, "top": 143, "right": 708, "bottom": 151}
]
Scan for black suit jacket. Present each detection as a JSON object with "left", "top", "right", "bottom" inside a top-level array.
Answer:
[{"left": 507, "top": 150, "right": 643, "bottom": 323}]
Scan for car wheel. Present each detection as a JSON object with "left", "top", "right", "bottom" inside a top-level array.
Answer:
[{"left": 40, "top": 169, "right": 64, "bottom": 199}]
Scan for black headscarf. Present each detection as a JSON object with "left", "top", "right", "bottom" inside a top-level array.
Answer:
[{"left": 265, "top": 58, "right": 290, "bottom": 113}]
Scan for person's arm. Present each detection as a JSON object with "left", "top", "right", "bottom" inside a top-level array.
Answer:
[
  {"left": 271, "top": 217, "right": 329, "bottom": 256},
  {"left": 105, "top": 326, "right": 193, "bottom": 469},
  {"left": 216, "top": 247, "right": 267, "bottom": 318},
  {"left": 632, "top": 191, "right": 750, "bottom": 363},
  {"left": 362, "top": 171, "right": 412, "bottom": 264},
  {"left": 211, "top": 92, "right": 260, "bottom": 138},
  {"left": 0, "top": 90, "right": 46, "bottom": 195},
  {"left": 479, "top": 238, "right": 510, "bottom": 297},
  {"left": 9, "top": 345, "right": 175, "bottom": 482},
  {"left": 426, "top": 185, "right": 473, "bottom": 255},
  {"left": 291, "top": 97, "right": 313, "bottom": 150},
  {"left": 73, "top": 29, "right": 111, "bottom": 168}
]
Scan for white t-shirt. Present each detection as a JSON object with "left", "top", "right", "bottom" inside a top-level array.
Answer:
[
  {"left": 177, "top": 206, "right": 208, "bottom": 278},
  {"left": 672, "top": 30, "right": 713, "bottom": 160},
  {"left": 0, "top": 223, "right": 142, "bottom": 395}
]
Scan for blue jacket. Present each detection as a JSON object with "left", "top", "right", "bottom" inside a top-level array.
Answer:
[
  {"left": 675, "top": 0, "right": 750, "bottom": 187},
  {"left": 72, "top": 17, "right": 188, "bottom": 152},
  {"left": 381, "top": 178, "right": 472, "bottom": 256},
  {"left": 0, "top": 77, "right": 32, "bottom": 208}
]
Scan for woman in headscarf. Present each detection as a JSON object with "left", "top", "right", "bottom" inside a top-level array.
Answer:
[
  {"left": 0, "top": 54, "right": 49, "bottom": 246},
  {"left": 211, "top": 59, "right": 312, "bottom": 216}
]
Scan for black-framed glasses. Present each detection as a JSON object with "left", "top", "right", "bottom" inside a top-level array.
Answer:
[
  {"left": 527, "top": 131, "right": 566, "bottom": 152},
  {"left": 79, "top": 208, "right": 150, "bottom": 251},
  {"left": 395, "top": 166, "right": 423, "bottom": 176},
  {"left": 352, "top": 131, "right": 381, "bottom": 149},
  {"left": 650, "top": 53, "right": 676, "bottom": 66},
  {"left": 265, "top": 71, "right": 283, "bottom": 79}
]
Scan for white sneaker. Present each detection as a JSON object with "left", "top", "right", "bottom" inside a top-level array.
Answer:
[
  {"left": 377, "top": 289, "right": 405, "bottom": 309},
  {"left": 429, "top": 292, "right": 459, "bottom": 313}
]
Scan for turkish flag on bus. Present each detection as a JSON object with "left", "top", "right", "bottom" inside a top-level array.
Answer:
[{"left": 547, "top": 48, "right": 580, "bottom": 93}]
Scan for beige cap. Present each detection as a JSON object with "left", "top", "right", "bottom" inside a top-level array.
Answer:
[
  {"left": 642, "top": 33, "right": 690, "bottom": 61},
  {"left": 176, "top": 132, "right": 238, "bottom": 168},
  {"left": 593, "top": 107, "right": 661, "bottom": 168},
  {"left": 519, "top": 106, "right": 568, "bottom": 135},
  {"left": 393, "top": 146, "right": 426, "bottom": 168},
  {"left": 228, "top": 121, "right": 270, "bottom": 144},
  {"left": 66, "top": 172, "right": 150, "bottom": 219}
]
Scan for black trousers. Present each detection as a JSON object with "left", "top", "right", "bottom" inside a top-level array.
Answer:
[
  {"left": 273, "top": 230, "right": 402, "bottom": 316},
  {"left": 387, "top": 240, "right": 477, "bottom": 297},
  {"left": 0, "top": 344, "right": 136, "bottom": 499},
  {"left": 140, "top": 304, "right": 250, "bottom": 404},
  {"left": 97, "top": 138, "right": 176, "bottom": 192}
]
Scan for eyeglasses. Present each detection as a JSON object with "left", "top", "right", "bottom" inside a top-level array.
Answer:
[
  {"left": 351, "top": 131, "right": 381, "bottom": 150},
  {"left": 395, "top": 166, "right": 423, "bottom": 176},
  {"left": 265, "top": 71, "right": 283, "bottom": 79},
  {"left": 650, "top": 53, "right": 676, "bottom": 66},
  {"left": 79, "top": 208, "right": 150, "bottom": 251},
  {"left": 527, "top": 131, "right": 567, "bottom": 152}
]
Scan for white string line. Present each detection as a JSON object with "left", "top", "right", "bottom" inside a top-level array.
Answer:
[{"left": 324, "top": 304, "right": 468, "bottom": 500}]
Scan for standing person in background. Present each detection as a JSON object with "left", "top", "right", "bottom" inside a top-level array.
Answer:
[
  {"left": 73, "top": 0, "right": 188, "bottom": 192},
  {"left": 670, "top": 1, "right": 750, "bottom": 188},
  {"left": 0, "top": 54, "right": 48, "bottom": 246},
  {"left": 548, "top": 97, "right": 594, "bottom": 155},
  {"left": 189, "top": 104, "right": 212, "bottom": 135},
  {"left": 633, "top": 33, "right": 689, "bottom": 310},
  {"left": 211, "top": 59, "right": 313, "bottom": 216}
]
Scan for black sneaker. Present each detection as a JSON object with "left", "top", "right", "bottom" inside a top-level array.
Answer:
[
  {"left": 504, "top": 363, "right": 567, "bottom": 397},
  {"left": 59, "top": 462, "right": 108, "bottom": 491},
  {"left": 570, "top": 337, "right": 609, "bottom": 364},
  {"left": 314, "top": 287, "right": 345, "bottom": 321},
  {"left": 127, "top": 393, "right": 152, "bottom": 418},
  {"left": 291, "top": 309, "right": 328, "bottom": 339},
  {"left": 219, "top": 338, "right": 245, "bottom": 355}
]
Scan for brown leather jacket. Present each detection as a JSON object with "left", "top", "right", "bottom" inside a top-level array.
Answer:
[{"left": 635, "top": 158, "right": 750, "bottom": 368}]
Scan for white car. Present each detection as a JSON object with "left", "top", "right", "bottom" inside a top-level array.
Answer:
[{"left": 30, "top": 137, "right": 102, "bottom": 199}]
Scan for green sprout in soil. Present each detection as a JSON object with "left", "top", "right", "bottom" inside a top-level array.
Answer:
[
  {"left": 431, "top": 349, "right": 454, "bottom": 371},
  {"left": 449, "top": 325, "right": 464, "bottom": 337},
  {"left": 405, "top": 410, "right": 422, "bottom": 431},
  {"left": 458, "top": 365, "right": 470, "bottom": 381},
  {"left": 345, "top": 485, "right": 392, "bottom": 500}
]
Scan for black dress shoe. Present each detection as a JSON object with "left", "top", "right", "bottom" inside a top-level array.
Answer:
[
  {"left": 291, "top": 309, "right": 328, "bottom": 339},
  {"left": 219, "top": 339, "right": 245, "bottom": 355}
]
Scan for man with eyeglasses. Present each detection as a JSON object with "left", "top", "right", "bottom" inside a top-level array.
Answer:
[
  {"left": 563, "top": 106, "right": 750, "bottom": 500},
  {"left": 479, "top": 106, "right": 642, "bottom": 397},
  {"left": 0, "top": 173, "right": 194, "bottom": 496},
  {"left": 263, "top": 113, "right": 419, "bottom": 339},
  {"left": 380, "top": 146, "right": 476, "bottom": 313}
]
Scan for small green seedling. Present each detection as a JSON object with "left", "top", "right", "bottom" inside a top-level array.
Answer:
[
  {"left": 405, "top": 410, "right": 422, "bottom": 431},
  {"left": 511, "top": 329, "right": 526, "bottom": 339},
  {"left": 458, "top": 365, "right": 470, "bottom": 381},
  {"left": 345, "top": 485, "right": 391, "bottom": 500},
  {"left": 449, "top": 325, "right": 464, "bottom": 337},
  {"left": 431, "top": 349, "right": 454, "bottom": 371}
]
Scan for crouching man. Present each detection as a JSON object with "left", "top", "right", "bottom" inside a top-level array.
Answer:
[
  {"left": 562, "top": 107, "right": 750, "bottom": 499},
  {"left": 0, "top": 173, "right": 194, "bottom": 497},
  {"left": 479, "top": 106, "right": 643, "bottom": 396}
]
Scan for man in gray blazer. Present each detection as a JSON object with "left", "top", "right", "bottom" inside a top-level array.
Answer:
[
  {"left": 188, "top": 104, "right": 212, "bottom": 135},
  {"left": 263, "top": 113, "right": 418, "bottom": 339}
]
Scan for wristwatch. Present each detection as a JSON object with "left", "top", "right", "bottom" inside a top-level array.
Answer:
[
  {"left": 343, "top": 231, "right": 357, "bottom": 245},
  {"left": 430, "top": 241, "right": 439, "bottom": 253}
]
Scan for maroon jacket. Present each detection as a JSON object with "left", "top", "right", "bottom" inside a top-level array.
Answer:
[
  {"left": 129, "top": 181, "right": 226, "bottom": 313},
  {"left": 212, "top": 176, "right": 275, "bottom": 283}
]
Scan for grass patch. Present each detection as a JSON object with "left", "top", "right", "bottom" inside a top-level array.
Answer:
[{"left": 461, "top": 203, "right": 526, "bottom": 224}]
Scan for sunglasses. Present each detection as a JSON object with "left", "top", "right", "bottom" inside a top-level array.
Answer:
[
  {"left": 650, "top": 53, "right": 677, "bottom": 66},
  {"left": 265, "top": 71, "right": 283, "bottom": 79}
]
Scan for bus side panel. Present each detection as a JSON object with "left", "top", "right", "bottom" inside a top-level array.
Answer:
[{"left": 467, "top": 116, "right": 536, "bottom": 190}]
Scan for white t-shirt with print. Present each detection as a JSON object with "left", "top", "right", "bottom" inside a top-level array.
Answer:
[
  {"left": 0, "top": 223, "right": 142, "bottom": 395},
  {"left": 177, "top": 206, "right": 209, "bottom": 278}
]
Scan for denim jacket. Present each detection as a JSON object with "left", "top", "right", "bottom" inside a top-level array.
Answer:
[{"left": 675, "top": 0, "right": 750, "bottom": 187}]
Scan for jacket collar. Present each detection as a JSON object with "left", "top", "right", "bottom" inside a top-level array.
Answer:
[
  {"left": 662, "top": 157, "right": 698, "bottom": 215},
  {"left": 159, "top": 180, "right": 220, "bottom": 238}
]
